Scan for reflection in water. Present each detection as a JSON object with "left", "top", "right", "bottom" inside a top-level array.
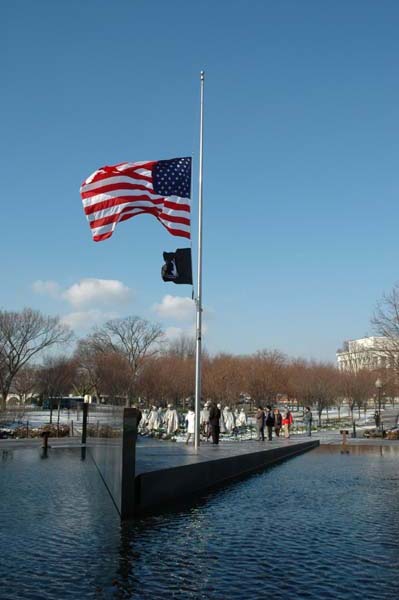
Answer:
[
  {"left": 110, "top": 445, "right": 399, "bottom": 600},
  {"left": 0, "top": 445, "right": 398, "bottom": 599},
  {"left": 318, "top": 443, "right": 399, "bottom": 457},
  {"left": 2, "top": 449, "right": 13, "bottom": 462}
]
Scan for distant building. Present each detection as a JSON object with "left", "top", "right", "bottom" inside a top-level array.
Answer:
[{"left": 336, "top": 336, "right": 396, "bottom": 372}]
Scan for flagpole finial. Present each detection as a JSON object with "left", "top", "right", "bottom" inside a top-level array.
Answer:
[{"left": 200, "top": 70, "right": 205, "bottom": 80}]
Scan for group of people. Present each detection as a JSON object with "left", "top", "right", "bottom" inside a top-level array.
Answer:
[
  {"left": 186, "top": 401, "right": 249, "bottom": 445},
  {"left": 201, "top": 402, "right": 247, "bottom": 435},
  {"left": 140, "top": 402, "right": 246, "bottom": 442},
  {"left": 139, "top": 405, "right": 180, "bottom": 435},
  {"left": 256, "top": 406, "right": 290, "bottom": 441},
  {"left": 139, "top": 402, "right": 314, "bottom": 443},
  {"left": 186, "top": 401, "right": 225, "bottom": 445},
  {"left": 255, "top": 406, "right": 313, "bottom": 441},
  {"left": 186, "top": 404, "right": 314, "bottom": 445}
]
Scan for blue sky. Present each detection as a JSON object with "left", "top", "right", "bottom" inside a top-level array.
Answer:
[{"left": 2, "top": 0, "right": 399, "bottom": 361}]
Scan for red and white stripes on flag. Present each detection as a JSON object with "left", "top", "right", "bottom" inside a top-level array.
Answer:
[{"left": 80, "top": 157, "right": 191, "bottom": 242}]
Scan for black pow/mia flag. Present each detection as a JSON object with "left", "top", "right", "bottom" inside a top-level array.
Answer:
[{"left": 161, "top": 248, "right": 193, "bottom": 285}]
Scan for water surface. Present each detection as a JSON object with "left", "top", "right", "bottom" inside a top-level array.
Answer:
[{"left": 0, "top": 445, "right": 398, "bottom": 599}]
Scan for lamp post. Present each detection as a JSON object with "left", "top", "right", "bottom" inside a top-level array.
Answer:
[{"left": 375, "top": 378, "right": 383, "bottom": 437}]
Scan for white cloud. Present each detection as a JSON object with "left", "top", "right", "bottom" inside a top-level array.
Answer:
[
  {"left": 61, "top": 310, "right": 117, "bottom": 332},
  {"left": 164, "top": 325, "right": 209, "bottom": 344},
  {"left": 153, "top": 295, "right": 195, "bottom": 321},
  {"left": 62, "top": 278, "right": 131, "bottom": 308},
  {"left": 164, "top": 326, "right": 187, "bottom": 340},
  {"left": 32, "top": 277, "right": 132, "bottom": 309},
  {"left": 32, "top": 277, "right": 133, "bottom": 332},
  {"left": 32, "top": 280, "right": 61, "bottom": 298}
]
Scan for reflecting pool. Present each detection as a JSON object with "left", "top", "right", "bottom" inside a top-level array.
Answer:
[{"left": 0, "top": 445, "right": 398, "bottom": 599}]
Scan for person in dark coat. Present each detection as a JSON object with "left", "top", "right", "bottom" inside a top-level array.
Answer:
[
  {"left": 256, "top": 406, "right": 265, "bottom": 441},
  {"left": 265, "top": 405, "right": 275, "bottom": 441},
  {"left": 208, "top": 402, "right": 221, "bottom": 444},
  {"left": 303, "top": 406, "right": 313, "bottom": 436},
  {"left": 274, "top": 408, "right": 282, "bottom": 437},
  {"left": 132, "top": 405, "right": 142, "bottom": 427}
]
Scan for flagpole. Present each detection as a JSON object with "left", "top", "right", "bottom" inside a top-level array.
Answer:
[{"left": 194, "top": 70, "right": 205, "bottom": 450}]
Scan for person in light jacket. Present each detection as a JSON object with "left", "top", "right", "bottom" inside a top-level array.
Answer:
[
  {"left": 200, "top": 401, "right": 211, "bottom": 439},
  {"left": 147, "top": 406, "right": 161, "bottom": 431},
  {"left": 218, "top": 403, "right": 227, "bottom": 433},
  {"left": 185, "top": 408, "right": 195, "bottom": 444},
  {"left": 165, "top": 404, "right": 179, "bottom": 435},
  {"left": 223, "top": 406, "right": 235, "bottom": 433},
  {"left": 236, "top": 408, "right": 247, "bottom": 428}
]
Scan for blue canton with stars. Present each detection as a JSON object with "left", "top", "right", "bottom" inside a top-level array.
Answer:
[{"left": 153, "top": 157, "right": 191, "bottom": 198}]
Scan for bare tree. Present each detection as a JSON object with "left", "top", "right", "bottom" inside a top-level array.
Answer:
[
  {"left": 74, "top": 338, "right": 103, "bottom": 399},
  {"left": 372, "top": 283, "right": 399, "bottom": 375},
  {"left": 36, "top": 356, "right": 76, "bottom": 425},
  {"left": 87, "top": 316, "right": 164, "bottom": 404},
  {"left": 307, "top": 363, "right": 340, "bottom": 426},
  {"left": 166, "top": 333, "right": 196, "bottom": 359},
  {"left": 136, "top": 353, "right": 194, "bottom": 407},
  {"left": 0, "top": 308, "right": 72, "bottom": 410},
  {"left": 376, "top": 370, "right": 399, "bottom": 408},
  {"left": 95, "top": 352, "right": 132, "bottom": 404},
  {"left": 286, "top": 359, "right": 310, "bottom": 410},
  {"left": 340, "top": 369, "right": 374, "bottom": 422},
  {"left": 135, "top": 356, "right": 164, "bottom": 405},
  {"left": 71, "top": 362, "right": 95, "bottom": 399},
  {"left": 203, "top": 353, "right": 245, "bottom": 406},
  {"left": 243, "top": 350, "right": 287, "bottom": 406},
  {"left": 11, "top": 365, "right": 38, "bottom": 403},
  {"left": 288, "top": 360, "right": 341, "bottom": 425}
]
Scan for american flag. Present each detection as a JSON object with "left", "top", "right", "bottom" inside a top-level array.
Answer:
[{"left": 80, "top": 157, "right": 191, "bottom": 242}]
